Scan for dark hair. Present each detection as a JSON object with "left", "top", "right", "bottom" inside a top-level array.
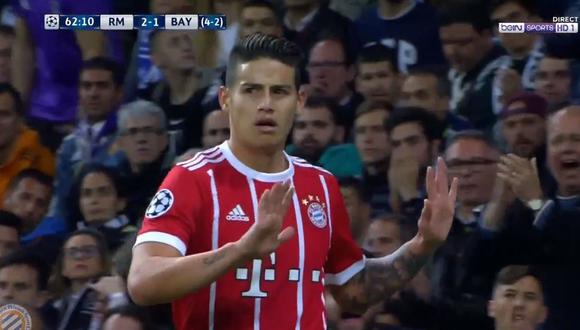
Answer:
[
  {"left": 355, "top": 100, "right": 394, "bottom": 121},
  {"left": 104, "top": 304, "right": 151, "bottom": 330},
  {"left": 338, "top": 176, "right": 371, "bottom": 203},
  {"left": 6, "top": 169, "right": 53, "bottom": 195},
  {"left": 0, "top": 83, "right": 24, "bottom": 116},
  {"left": 356, "top": 43, "right": 398, "bottom": 73},
  {"left": 81, "top": 56, "right": 124, "bottom": 86},
  {"left": 310, "top": 33, "right": 355, "bottom": 67},
  {"left": 372, "top": 213, "right": 415, "bottom": 242},
  {"left": 493, "top": 265, "right": 544, "bottom": 292},
  {"left": 241, "top": 0, "right": 281, "bottom": 22},
  {"left": 67, "top": 163, "right": 125, "bottom": 229},
  {"left": 445, "top": 129, "right": 500, "bottom": 151},
  {"left": 302, "top": 95, "right": 340, "bottom": 124},
  {"left": 385, "top": 107, "right": 444, "bottom": 142},
  {"left": 49, "top": 229, "right": 111, "bottom": 296},
  {"left": 488, "top": 0, "right": 537, "bottom": 17},
  {"left": 0, "top": 210, "right": 22, "bottom": 235},
  {"left": 226, "top": 33, "right": 303, "bottom": 89},
  {"left": 438, "top": 2, "right": 492, "bottom": 33},
  {"left": 407, "top": 67, "right": 451, "bottom": 97},
  {"left": 0, "top": 24, "right": 14, "bottom": 37},
  {"left": 0, "top": 250, "right": 50, "bottom": 290}
]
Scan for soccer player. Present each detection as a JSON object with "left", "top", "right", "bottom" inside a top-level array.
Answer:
[{"left": 128, "top": 34, "right": 458, "bottom": 330}]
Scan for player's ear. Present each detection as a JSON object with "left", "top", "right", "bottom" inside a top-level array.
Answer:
[
  {"left": 297, "top": 87, "right": 306, "bottom": 109},
  {"left": 219, "top": 86, "right": 231, "bottom": 111}
]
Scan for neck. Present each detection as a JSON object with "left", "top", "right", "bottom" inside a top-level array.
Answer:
[
  {"left": 457, "top": 203, "right": 477, "bottom": 222},
  {"left": 228, "top": 139, "right": 288, "bottom": 173},
  {"left": 509, "top": 37, "right": 539, "bottom": 59},
  {"left": 379, "top": 0, "right": 413, "bottom": 18},
  {"left": 70, "top": 279, "right": 90, "bottom": 294},
  {"left": 165, "top": 69, "right": 198, "bottom": 105},
  {"left": 286, "top": 3, "right": 319, "bottom": 28},
  {"left": 559, "top": 185, "right": 580, "bottom": 197}
]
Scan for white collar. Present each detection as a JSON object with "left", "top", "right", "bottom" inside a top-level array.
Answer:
[{"left": 219, "top": 141, "right": 294, "bottom": 182}]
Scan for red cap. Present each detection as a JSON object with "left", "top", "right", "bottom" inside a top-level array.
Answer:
[{"left": 500, "top": 92, "right": 548, "bottom": 120}]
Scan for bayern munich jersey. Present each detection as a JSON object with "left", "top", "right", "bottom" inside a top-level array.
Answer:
[{"left": 136, "top": 142, "right": 365, "bottom": 330}]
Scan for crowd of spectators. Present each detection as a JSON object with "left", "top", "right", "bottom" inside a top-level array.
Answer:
[{"left": 0, "top": 0, "right": 578, "bottom": 329}]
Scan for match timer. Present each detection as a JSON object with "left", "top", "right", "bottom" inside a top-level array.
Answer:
[
  {"left": 134, "top": 15, "right": 165, "bottom": 30},
  {"left": 199, "top": 15, "right": 226, "bottom": 30},
  {"left": 59, "top": 15, "right": 100, "bottom": 30}
]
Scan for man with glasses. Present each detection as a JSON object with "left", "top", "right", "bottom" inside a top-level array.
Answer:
[
  {"left": 429, "top": 130, "right": 501, "bottom": 329},
  {"left": 113, "top": 100, "right": 174, "bottom": 225},
  {"left": 306, "top": 36, "right": 363, "bottom": 132}
]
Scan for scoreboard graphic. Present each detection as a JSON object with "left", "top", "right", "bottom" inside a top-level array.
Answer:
[{"left": 44, "top": 14, "right": 226, "bottom": 30}]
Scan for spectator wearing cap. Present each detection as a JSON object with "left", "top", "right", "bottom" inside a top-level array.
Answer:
[
  {"left": 355, "top": 0, "right": 446, "bottom": 73},
  {"left": 498, "top": 92, "right": 557, "bottom": 198},
  {"left": 439, "top": 2, "right": 506, "bottom": 135}
]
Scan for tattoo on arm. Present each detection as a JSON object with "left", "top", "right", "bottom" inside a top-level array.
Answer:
[
  {"left": 338, "top": 241, "right": 430, "bottom": 312},
  {"left": 203, "top": 249, "right": 227, "bottom": 265}
]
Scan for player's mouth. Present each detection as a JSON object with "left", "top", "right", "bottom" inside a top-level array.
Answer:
[{"left": 255, "top": 118, "right": 277, "bottom": 133}]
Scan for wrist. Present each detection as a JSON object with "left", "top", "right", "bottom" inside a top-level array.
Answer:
[{"left": 408, "top": 235, "right": 437, "bottom": 257}]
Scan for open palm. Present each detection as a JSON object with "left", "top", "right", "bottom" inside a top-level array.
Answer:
[{"left": 416, "top": 157, "right": 458, "bottom": 250}]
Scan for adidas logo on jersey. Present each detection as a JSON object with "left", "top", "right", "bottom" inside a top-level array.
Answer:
[{"left": 226, "top": 204, "right": 250, "bottom": 221}]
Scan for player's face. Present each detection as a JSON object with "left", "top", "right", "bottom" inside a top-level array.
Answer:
[
  {"left": 202, "top": 110, "right": 230, "bottom": 149},
  {"left": 440, "top": 23, "right": 489, "bottom": 73},
  {"left": 79, "top": 172, "right": 124, "bottom": 225},
  {"left": 501, "top": 113, "right": 546, "bottom": 158},
  {"left": 0, "top": 265, "right": 42, "bottom": 308},
  {"left": 400, "top": 75, "right": 447, "bottom": 118},
  {"left": 365, "top": 220, "right": 402, "bottom": 257},
  {"left": 240, "top": 7, "right": 282, "bottom": 38},
  {"left": 3, "top": 178, "right": 52, "bottom": 234},
  {"left": 547, "top": 108, "right": 580, "bottom": 196},
  {"left": 535, "top": 58, "right": 571, "bottom": 105},
  {"left": 220, "top": 58, "right": 305, "bottom": 152},
  {"left": 390, "top": 122, "right": 434, "bottom": 168},
  {"left": 62, "top": 234, "right": 104, "bottom": 282},
  {"left": 356, "top": 61, "right": 398, "bottom": 103},
  {"left": 307, "top": 40, "right": 354, "bottom": 101},
  {"left": 79, "top": 69, "right": 121, "bottom": 123},
  {"left": 354, "top": 109, "right": 390, "bottom": 165},
  {"left": 491, "top": 2, "right": 537, "bottom": 56},
  {"left": 0, "top": 33, "right": 13, "bottom": 83},
  {"left": 0, "top": 92, "right": 21, "bottom": 150},
  {"left": 292, "top": 106, "right": 336, "bottom": 161},
  {"left": 153, "top": 31, "right": 196, "bottom": 71},
  {"left": 489, "top": 276, "right": 547, "bottom": 330},
  {"left": 445, "top": 139, "right": 499, "bottom": 206},
  {"left": 118, "top": 115, "right": 168, "bottom": 167},
  {"left": 0, "top": 225, "right": 19, "bottom": 259}
]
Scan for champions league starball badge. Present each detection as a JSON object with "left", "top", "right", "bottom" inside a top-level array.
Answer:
[{"left": 146, "top": 189, "right": 174, "bottom": 218}]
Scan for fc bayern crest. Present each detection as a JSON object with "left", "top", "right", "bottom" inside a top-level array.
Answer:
[
  {"left": 307, "top": 201, "right": 327, "bottom": 229},
  {"left": 146, "top": 189, "right": 174, "bottom": 218}
]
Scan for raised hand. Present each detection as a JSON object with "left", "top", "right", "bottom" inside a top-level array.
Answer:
[
  {"left": 237, "top": 181, "right": 295, "bottom": 259},
  {"left": 497, "top": 154, "right": 543, "bottom": 202},
  {"left": 415, "top": 157, "right": 458, "bottom": 252}
]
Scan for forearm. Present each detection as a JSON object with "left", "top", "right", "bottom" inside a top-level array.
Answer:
[
  {"left": 12, "top": 19, "right": 35, "bottom": 102},
  {"left": 128, "top": 242, "right": 246, "bottom": 305},
  {"left": 75, "top": 31, "right": 107, "bottom": 59},
  {"left": 481, "top": 200, "right": 510, "bottom": 231}
]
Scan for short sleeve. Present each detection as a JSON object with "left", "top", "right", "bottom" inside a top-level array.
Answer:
[
  {"left": 324, "top": 176, "right": 365, "bottom": 286},
  {"left": 135, "top": 166, "right": 202, "bottom": 256}
]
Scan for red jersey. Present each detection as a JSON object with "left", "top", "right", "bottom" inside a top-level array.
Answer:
[{"left": 136, "top": 142, "right": 365, "bottom": 330}]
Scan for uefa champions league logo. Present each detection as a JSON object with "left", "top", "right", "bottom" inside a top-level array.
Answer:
[
  {"left": 44, "top": 14, "right": 59, "bottom": 30},
  {"left": 146, "top": 189, "right": 174, "bottom": 218}
]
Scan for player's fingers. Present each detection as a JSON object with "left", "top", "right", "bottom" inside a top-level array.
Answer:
[
  {"left": 448, "top": 177, "right": 458, "bottom": 205},
  {"left": 277, "top": 227, "right": 295, "bottom": 244},
  {"left": 425, "top": 166, "right": 435, "bottom": 199},
  {"left": 436, "top": 157, "right": 448, "bottom": 194},
  {"left": 281, "top": 185, "right": 294, "bottom": 211},
  {"left": 420, "top": 199, "right": 431, "bottom": 223},
  {"left": 531, "top": 157, "right": 539, "bottom": 176}
]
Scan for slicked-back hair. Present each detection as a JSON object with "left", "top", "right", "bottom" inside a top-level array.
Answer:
[
  {"left": 385, "top": 107, "right": 444, "bottom": 142},
  {"left": 6, "top": 169, "right": 53, "bottom": 195},
  {"left": 302, "top": 95, "right": 340, "bottom": 124},
  {"left": 0, "top": 250, "right": 50, "bottom": 291},
  {"left": 493, "top": 265, "right": 544, "bottom": 294},
  {"left": 356, "top": 43, "right": 398, "bottom": 74},
  {"left": 445, "top": 129, "right": 501, "bottom": 152},
  {"left": 355, "top": 100, "right": 394, "bottom": 121},
  {"left": 438, "top": 1, "right": 492, "bottom": 33},
  {"left": 226, "top": 33, "right": 303, "bottom": 90}
]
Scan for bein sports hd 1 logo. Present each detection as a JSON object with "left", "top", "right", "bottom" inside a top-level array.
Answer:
[
  {"left": 0, "top": 304, "right": 32, "bottom": 330},
  {"left": 498, "top": 16, "right": 578, "bottom": 34}
]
